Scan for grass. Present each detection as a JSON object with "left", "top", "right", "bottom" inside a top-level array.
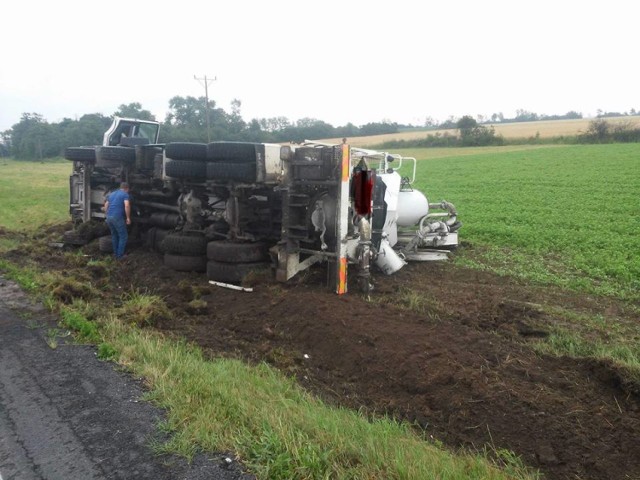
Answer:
[
  {"left": 397, "top": 143, "right": 640, "bottom": 302},
  {"left": 530, "top": 306, "right": 640, "bottom": 387},
  {"left": 0, "top": 158, "right": 70, "bottom": 232}
]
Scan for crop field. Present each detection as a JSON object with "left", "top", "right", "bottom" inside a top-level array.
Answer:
[
  {"left": 397, "top": 143, "right": 640, "bottom": 302},
  {"left": 319, "top": 115, "right": 640, "bottom": 146}
]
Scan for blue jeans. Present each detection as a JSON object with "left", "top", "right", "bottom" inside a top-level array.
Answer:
[{"left": 106, "top": 216, "right": 128, "bottom": 258}]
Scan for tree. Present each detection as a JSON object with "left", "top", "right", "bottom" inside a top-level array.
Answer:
[
  {"left": 564, "top": 111, "right": 582, "bottom": 120},
  {"left": 515, "top": 109, "right": 539, "bottom": 122},
  {"left": 113, "top": 103, "right": 155, "bottom": 121},
  {"left": 227, "top": 99, "right": 247, "bottom": 136},
  {"left": 456, "top": 115, "right": 477, "bottom": 131},
  {"left": 457, "top": 115, "right": 502, "bottom": 147},
  {"left": 8, "top": 113, "right": 61, "bottom": 159},
  {"left": 165, "top": 96, "right": 209, "bottom": 127},
  {"left": 584, "top": 119, "right": 610, "bottom": 142},
  {"left": 61, "top": 113, "right": 112, "bottom": 147},
  {"left": 424, "top": 116, "right": 436, "bottom": 128},
  {"left": 163, "top": 96, "right": 210, "bottom": 142}
]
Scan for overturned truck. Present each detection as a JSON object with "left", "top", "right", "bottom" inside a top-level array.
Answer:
[{"left": 66, "top": 117, "right": 460, "bottom": 293}]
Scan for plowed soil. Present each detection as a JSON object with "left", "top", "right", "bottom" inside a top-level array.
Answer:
[{"left": 7, "top": 229, "right": 640, "bottom": 480}]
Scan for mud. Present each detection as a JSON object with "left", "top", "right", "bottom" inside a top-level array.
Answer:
[{"left": 5, "top": 227, "right": 640, "bottom": 480}]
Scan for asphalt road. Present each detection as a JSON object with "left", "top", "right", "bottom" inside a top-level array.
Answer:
[{"left": 0, "top": 276, "right": 252, "bottom": 480}]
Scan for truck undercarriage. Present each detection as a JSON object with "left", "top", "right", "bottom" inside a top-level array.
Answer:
[{"left": 66, "top": 117, "right": 460, "bottom": 293}]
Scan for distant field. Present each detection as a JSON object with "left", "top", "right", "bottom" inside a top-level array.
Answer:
[
  {"left": 319, "top": 116, "right": 640, "bottom": 146},
  {"left": 398, "top": 143, "right": 640, "bottom": 301},
  {"left": 0, "top": 158, "right": 69, "bottom": 232}
]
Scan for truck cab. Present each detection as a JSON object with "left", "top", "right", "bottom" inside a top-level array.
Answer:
[{"left": 103, "top": 117, "right": 160, "bottom": 146}]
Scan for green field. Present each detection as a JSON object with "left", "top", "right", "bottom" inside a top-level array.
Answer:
[
  {"left": 398, "top": 144, "right": 640, "bottom": 302},
  {"left": 0, "top": 158, "right": 70, "bottom": 232}
]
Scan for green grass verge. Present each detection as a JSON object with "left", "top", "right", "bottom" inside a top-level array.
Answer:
[{"left": 397, "top": 144, "right": 640, "bottom": 302}]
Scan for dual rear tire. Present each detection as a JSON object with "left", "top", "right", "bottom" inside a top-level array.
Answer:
[{"left": 206, "top": 241, "right": 270, "bottom": 283}]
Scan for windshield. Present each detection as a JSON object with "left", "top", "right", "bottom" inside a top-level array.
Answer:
[
  {"left": 105, "top": 119, "right": 160, "bottom": 146},
  {"left": 136, "top": 123, "right": 160, "bottom": 143}
]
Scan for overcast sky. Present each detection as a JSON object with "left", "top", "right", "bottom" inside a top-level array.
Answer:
[{"left": 1, "top": 0, "right": 637, "bottom": 132}]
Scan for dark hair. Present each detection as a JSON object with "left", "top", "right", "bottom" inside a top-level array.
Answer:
[{"left": 120, "top": 182, "right": 130, "bottom": 189}]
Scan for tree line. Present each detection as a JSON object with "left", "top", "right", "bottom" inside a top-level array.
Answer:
[
  {"left": 0, "top": 97, "right": 402, "bottom": 160},
  {"left": 2, "top": 97, "right": 639, "bottom": 160}
]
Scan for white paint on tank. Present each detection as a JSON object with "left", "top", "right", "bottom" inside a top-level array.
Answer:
[{"left": 397, "top": 189, "right": 429, "bottom": 227}]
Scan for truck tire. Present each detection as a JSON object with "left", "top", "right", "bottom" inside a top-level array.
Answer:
[
  {"left": 154, "top": 228, "right": 169, "bottom": 252},
  {"left": 206, "top": 241, "right": 268, "bottom": 263},
  {"left": 163, "top": 253, "right": 207, "bottom": 272},
  {"left": 206, "top": 260, "right": 269, "bottom": 283},
  {"left": 163, "top": 233, "right": 208, "bottom": 256},
  {"left": 144, "top": 227, "right": 157, "bottom": 249},
  {"left": 146, "top": 227, "right": 170, "bottom": 252},
  {"left": 96, "top": 146, "right": 136, "bottom": 167},
  {"left": 165, "top": 142, "right": 208, "bottom": 161},
  {"left": 98, "top": 235, "right": 113, "bottom": 253},
  {"left": 206, "top": 142, "right": 259, "bottom": 163},
  {"left": 205, "top": 162, "right": 256, "bottom": 182},
  {"left": 165, "top": 159, "right": 207, "bottom": 179},
  {"left": 135, "top": 145, "right": 161, "bottom": 170},
  {"left": 64, "top": 147, "right": 96, "bottom": 163},
  {"left": 63, "top": 230, "right": 89, "bottom": 246}
]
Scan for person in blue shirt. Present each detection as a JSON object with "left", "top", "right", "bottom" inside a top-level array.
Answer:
[{"left": 103, "top": 182, "right": 131, "bottom": 259}]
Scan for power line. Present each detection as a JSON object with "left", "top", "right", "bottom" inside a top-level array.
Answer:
[{"left": 194, "top": 75, "right": 217, "bottom": 142}]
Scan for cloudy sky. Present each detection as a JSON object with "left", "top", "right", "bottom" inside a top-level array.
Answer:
[{"left": 1, "top": 0, "right": 636, "bottom": 132}]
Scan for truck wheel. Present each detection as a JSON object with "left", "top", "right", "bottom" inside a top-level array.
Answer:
[
  {"left": 163, "top": 233, "right": 208, "bottom": 256},
  {"left": 206, "top": 142, "right": 259, "bottom": 163},
  {"left": 163, "top": 253, "right": 207, "bottom": 272},
  {"left": 206, "top": 241, "right": 268, "bottom": 263},
  {"left": 63, "top": 230, "right": 89, "bottom": 246},
  {"left": 135, "top": 145, "right": 161, "bottom": 170},
  {"left": 98, "top": 235, "right": 113, "bottom": 253},
  {"left": 96, "top": 146, "right": 136, "bottom": 167},
  {"left": 165, "top": 142, "right": 208, "bottom": 161},
  {"left": 154, "top": 229, "right": 169, "bottom": 252},
  {"left": 165, "top": 159, "right": 207, "bottom": 179},
  {"left": 205, "top": 162, "right": 256, "bottom": 182},
  {"left": 206, "top": 260, "right": 269, "bottom": 283},
  {"left": 64, "top": 147, "right": 96, "bottom": 163}
]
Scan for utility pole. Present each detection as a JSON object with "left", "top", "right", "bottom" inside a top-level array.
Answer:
[{"left": 194, "top": 75, "right": 217, "bottom": 142}]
